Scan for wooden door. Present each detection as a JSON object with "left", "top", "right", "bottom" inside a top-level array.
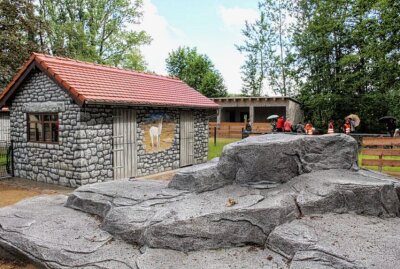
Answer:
[
  {"left": 180, "top": 111, "right": 194, "bottom": 167},
  {"left": 113, "top": 109, "right": 137, "bottom": 179}
]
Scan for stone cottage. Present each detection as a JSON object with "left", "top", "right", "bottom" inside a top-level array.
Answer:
[{"left": 0, "top": 53, "right": 218, "bottom": 187}]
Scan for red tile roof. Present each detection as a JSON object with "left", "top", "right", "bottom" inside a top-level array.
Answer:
[{"left": 0, "top": 53, "right": 219, "bottom": 109}]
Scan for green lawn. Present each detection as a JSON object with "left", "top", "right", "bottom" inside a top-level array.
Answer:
[
  {"left": 0, "top": 155, "right": 6, "bottom": 166},
  {"left": 208, "top": 138, "right": 240, "bottom": 160}
]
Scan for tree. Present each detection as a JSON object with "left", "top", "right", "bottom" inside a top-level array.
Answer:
[
  {"left": 166, "top": 47, "right": 227, "bottom": 98},
  {"left": 294, "top": 0, "right": 400, "bottom": 132},
  {"left": 37, "top": 0, "right": 151, "bottom": 69},
  {"left": 236, "top": 13, "right": 272, "bottom": 96},
  {"left": 237, "top": 0, "right": 296, "bottom": 97},
  {"left": 0, "top": 0, "right": 47, "bottom": 90}
]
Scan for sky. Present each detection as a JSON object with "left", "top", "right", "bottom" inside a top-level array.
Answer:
[{"left": 136, "top": 0, "right": 260, "bottom": 94}]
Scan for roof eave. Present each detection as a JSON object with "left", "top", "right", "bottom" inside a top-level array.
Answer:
[
  {"left": 0, "top": 54, "right": 87, "bottom": 108},
  {"left": 84, "top": 99, "right": 219, "bottom": 110}
]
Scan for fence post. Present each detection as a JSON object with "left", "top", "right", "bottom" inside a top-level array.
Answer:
[
  {"left": 214, "top": 127, "right": 217, "bottom": 146},
  {"left": 10, "top": 140, "right": 14, "bottom": 177}
]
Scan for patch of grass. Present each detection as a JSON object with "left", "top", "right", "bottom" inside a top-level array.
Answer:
[
  {"left": 208, "top": 138, "right": 240, "bottom": 160},
  {"left": 0, "top": 155, "right": 6, "bottom": 166},
  {"left": 358, "top": 154, "right": 400, "bottom": 172}
]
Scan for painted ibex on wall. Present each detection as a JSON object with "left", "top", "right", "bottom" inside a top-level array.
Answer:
[{"left": 149, "top": 117, "right": 163, "bottom": 148}]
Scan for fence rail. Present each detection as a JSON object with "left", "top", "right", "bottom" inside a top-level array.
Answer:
[
  {"left": 360, "top": 137, "right": 400, "bottom": 178},
  {"left": 209, "top": 122, "right": 272, "bottom": 138}
]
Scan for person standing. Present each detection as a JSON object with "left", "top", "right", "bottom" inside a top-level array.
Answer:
[
  {"left": 284, "top": 118, "right": 292, "bottom": 132},
  {"left": 344, "top": 119, "right": 351, "bottom": 135},
  {"left": 305, "top": 121, "right": 313, "bottom": 135},
  {"left": 387, "top": 119, "right": 396, "bottom": 137},
  {"left": 271, "top": 120, "right": 277, "bottom": 132},
  {"left": 296, "top": 122, "right": 305, "bottom": 133},
  {"left": 276, "top": 116, "right": 284, "bottom": 132},
  {"left": 327, "top": 119, "right": 334, "bottom": 134}
]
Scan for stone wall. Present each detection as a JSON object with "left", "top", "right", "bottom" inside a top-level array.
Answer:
[
  {"left": 75, "top": 106, "right": 113, "bottom": 185},
  {"left": 9, "top": 71, "right": 209, "bottom": 187},
  {"left": 193, "top": 110, "right": 208, "bottom": 164},
  {"left": 10, "top": 71, "right": 82, "bottom": 186},
  {"left": 10, "top": 72, "right": 114, "bottom": 187},
  {"left": 288, "top": 100, "right": 303, "bottom": 125}
]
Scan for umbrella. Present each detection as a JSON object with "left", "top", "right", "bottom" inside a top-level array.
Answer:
[
  {"left": 267, "top": 115, "right": 279, "bottom": 120},
  {"left": 345, "top": 114, "right": 360, "bottom": 127},
  {"left": 379, "top": 116, "right": 396, "bottom": 123}
]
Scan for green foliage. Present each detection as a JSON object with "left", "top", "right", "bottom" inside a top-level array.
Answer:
[
  {"left": 0, "top": 0, "right": 47, "bottom": 90},
  {"left": 38, "top": 0, "right": 151, "bottom": 69},
  {"left": 237, "top": 0, "right": 296, "bottom": 97},
  {"left": 166, "top": 47, "right": 227, "bottom": 98},
  {"left": 294, "top": 0, "right": 400, "bottom": 133},
  {"left": 236, "top": 15, "right": 271, "bottom": 96},
  {"left": 0, "top": 0, "right": 151, "bottom": 91}
]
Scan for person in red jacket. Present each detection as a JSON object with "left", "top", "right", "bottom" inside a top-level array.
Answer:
[
  {"left": 284, "top": 118, "right": 292, "bottom": 132},
  {"left": 343, "top": 119, "right": 351, "bottom": 134},
  {"left": 327, "top": 119, "right": 334, "bottom": 134},
  {"left": 276, "top": 116, "right": 284, "bottom": 132}
]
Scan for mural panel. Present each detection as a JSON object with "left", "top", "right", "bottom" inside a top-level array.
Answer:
[{"left": 142, "top": 112, "right": 176, "bottom": 153}]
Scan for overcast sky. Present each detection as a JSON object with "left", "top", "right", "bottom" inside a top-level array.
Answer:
[{"left": 135, "top": 0, "right": 259, "bottom": 94}]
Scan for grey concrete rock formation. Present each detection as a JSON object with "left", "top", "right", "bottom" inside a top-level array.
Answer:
[
  {"left": 1, "top": 133, "right": 400, "bottom": 268},
  {"left": 268, "top": 214, "right": 400, "bottom": 269},
  {"left": 0, "top": 195, "right": 140, "bottom": 269},
  {"left": 65, "top": 169, "right": 399, "bottom": 252},
  {"left": 136, "top": 246, "right": 289, "bottom": 269},
  {"left": 168, "top": 157, "right": 232, "bottom": 192},
  {"left": 66, "top": 179, "right": 188, "bottom": 217},
  {"left": 218, "top": 134, "right": 358, "bottom": 186},
  {"left": 168, "top": 134, "right": 358, "bottom": 193}
]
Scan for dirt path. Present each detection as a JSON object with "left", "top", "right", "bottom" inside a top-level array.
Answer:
[{"left": 0, "top": 178, "right": 72, "bottom": 269}]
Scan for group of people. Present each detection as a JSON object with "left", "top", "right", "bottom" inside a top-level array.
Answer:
[
  {"left": 272, "top": 116, "right": 356, "bottom": 135},
  {"left": 274, "top": 116, "right": 314, "bottom": 134},
  {"left": 248, "top": 115, "right": 400, "bottom": 137},
  {"left": 275, "top": 116, "right": 293, "bottom": 133}
]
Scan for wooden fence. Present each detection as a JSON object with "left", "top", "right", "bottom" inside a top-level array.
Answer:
[
  {"left": 360, "top": 137, "right": 400, "bottom": 178},
  {"left": 209, "top": 122, "right": 272, "bottom": 138}
]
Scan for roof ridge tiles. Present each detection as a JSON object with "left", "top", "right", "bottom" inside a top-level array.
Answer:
[{"left": 33, "top": 53, "right": 182, "bottom": 82}]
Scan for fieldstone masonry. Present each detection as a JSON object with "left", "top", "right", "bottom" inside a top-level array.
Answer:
[
  {"left": 9, "top": 71, "right": 209, "bottom": 187},
  {"left": 193, "top": 110, "right": 209, "bottom": 164}
]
